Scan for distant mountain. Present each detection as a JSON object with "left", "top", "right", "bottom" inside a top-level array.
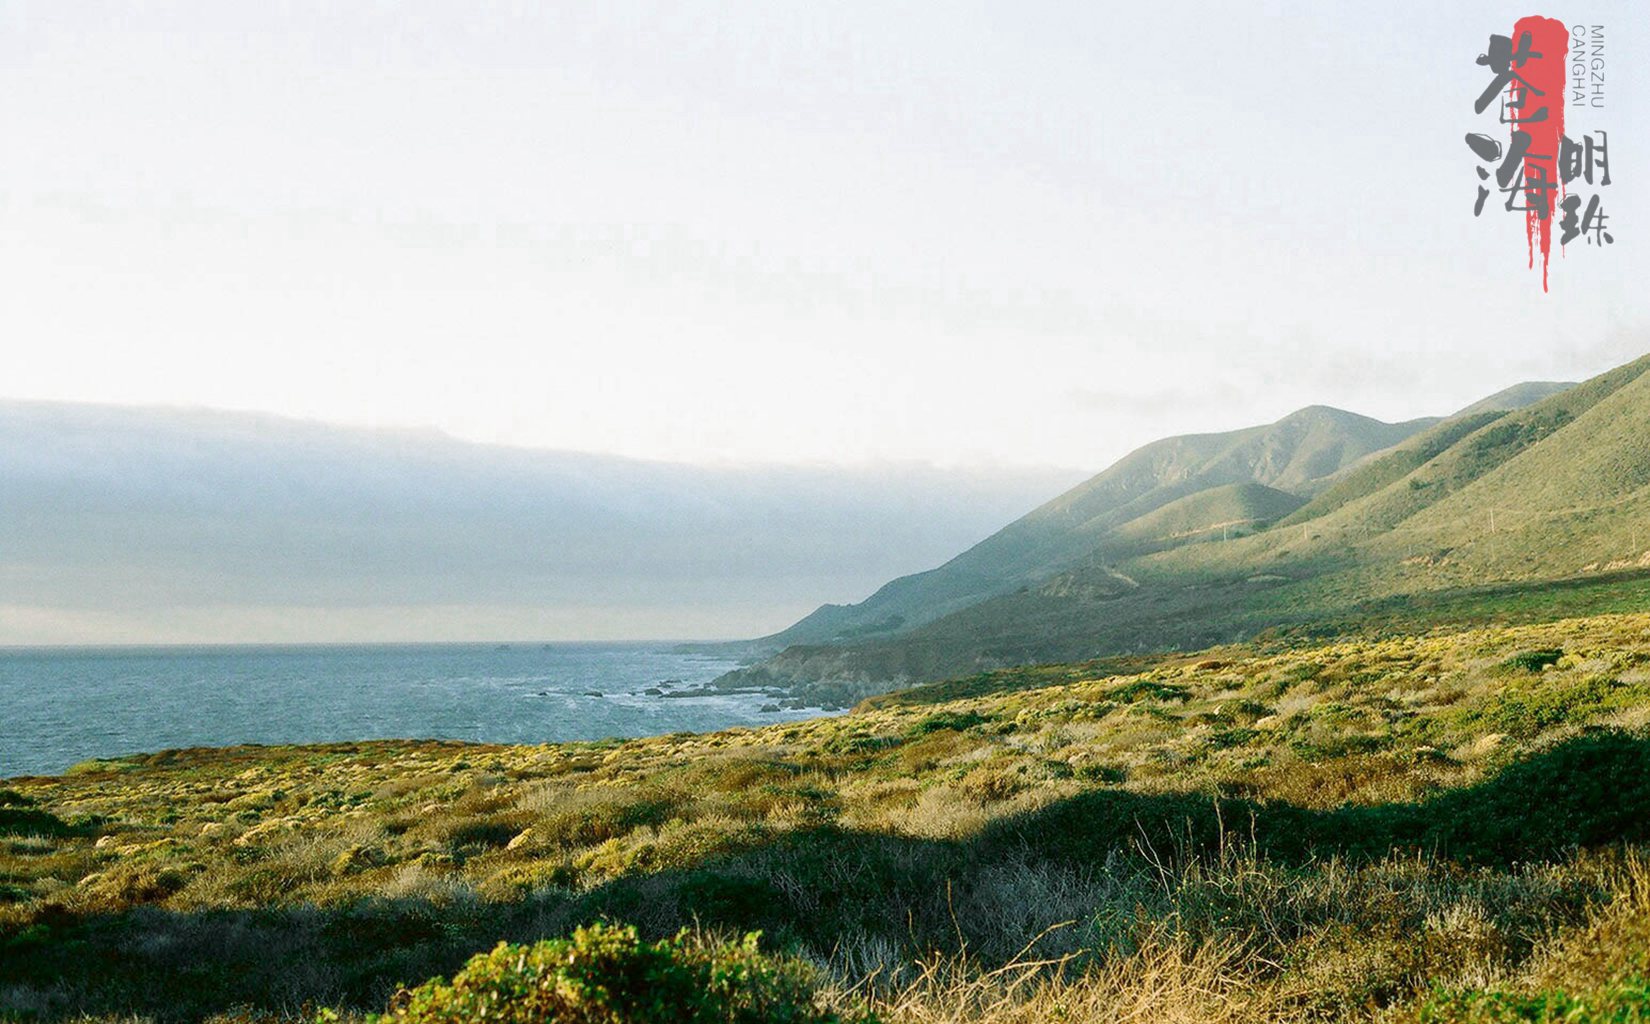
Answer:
[
  {"left": 761, "top": 405, "right": 1444, "bottom": 650},
  {"left": 0, "top": 402, "right": 1082, "bottom": 644},
  {"left": 722, "top": 374, "right": 1626, "bottom": 699}
]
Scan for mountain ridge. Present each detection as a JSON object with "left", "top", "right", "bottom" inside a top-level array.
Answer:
[
  {"left": 720, "top": 371, "right": 1634, "bottom": 698},
  {"left": 762, "top": 404, "right": 1451, "bottom": 651}
]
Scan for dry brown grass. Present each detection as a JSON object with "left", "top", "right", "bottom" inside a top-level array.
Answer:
[{"left": 853, "top": 931, "right": 1285, "bottom": 1024}]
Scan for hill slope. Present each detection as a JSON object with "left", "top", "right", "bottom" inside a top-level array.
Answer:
[
  {"left": 765, "top": 406, "right": 1439, "bottom": 649},
  {"left": 725, "top": 366, "right": 1650, "bottom": 697}
]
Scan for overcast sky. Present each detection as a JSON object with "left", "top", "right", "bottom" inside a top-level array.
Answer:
[{"left": 3, "top": 2, "right": 1645, "bottom": 472}]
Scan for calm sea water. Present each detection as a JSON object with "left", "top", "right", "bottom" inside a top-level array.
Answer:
[{"left": 0, "top": 643, "right": 817, "bottom": 779}]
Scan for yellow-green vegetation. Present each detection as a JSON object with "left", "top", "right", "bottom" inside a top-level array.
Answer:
[{"left": 8, "top": 612, "right": 1650, "bottom": 1021}]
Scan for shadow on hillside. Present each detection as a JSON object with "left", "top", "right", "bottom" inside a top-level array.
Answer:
[
  {"left": 6, "top": 730, "right": 1650, "bottom": 1021},
  {"left": 1266, "top": 566, "right": 1650, "bottom": 644},
  {"left": 813, "top": 568, "right": 1650, "bottom": 701}
]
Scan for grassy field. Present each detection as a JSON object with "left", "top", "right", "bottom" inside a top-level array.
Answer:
[{"left": 7, "top": 613, "right": 1650, "bottom": 1021}]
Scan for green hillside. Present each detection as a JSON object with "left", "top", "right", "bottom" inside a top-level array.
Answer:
[
  {"left": 763, "top": 382, "right": 1575, "bottom": 658},
  {"left": 766, "top": 407, "right": 1440, "bottom": 650},
  {"left": 1384, "top": 362, "right": 1650, "bottom": 576},
  {"left": 1294, "top": 358, "right": 1650, "bottom": 548},
  {"left": 1273, "top": 410, "right": 1509, "bottom": 529},
  {"left": 724, "top": 359, "right": 1650, "bottom": 699},
  {"left": 1109, "top": 481, "right": 1304, "bottom": 552}
]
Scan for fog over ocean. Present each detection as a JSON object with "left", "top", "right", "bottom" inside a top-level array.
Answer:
[{"left": 0, "top": 400, "right": 1082, "bottom": 646}]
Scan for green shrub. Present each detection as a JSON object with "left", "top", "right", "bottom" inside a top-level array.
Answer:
[
  {"left": 1391, "top": 730, "right": 1650, "bottom": 863},
  {"left": 0, "top": 804, "right": 76, "bottom": 838},
  {"left": 1500, "top": 649, "right": 1565, "bottom": 674},
  {"left": 905, "top": 711, "right": 989, "bottom": 737},
  {"left": 0, "top": 882, "right": 32, "bottom": 903},
  {"left": 1417, "top": 977, "right": 1650, "bottom": 1022},
  {"left": 1281, "top": 661, "right": 1325, "bottom": 684},
  {"left": 364, "top": 923, "right": 864, "bottom": 1024},
  {"left": 821, "top": 731, "right": 898, "bottom": 756},
  {"left": 1074, "top": 762, "right": 1126, "bottom": 783},
  {"left": 1109, "top": 679, "right": 1189, "bottom": 703},
  {"left": 1473, "top": 675, "right": 1645, "bottom": 738},
  {"left": 672, "top": 874, "right": 783, "bottom": 928},
  {"left": 1207, "top": 727, "right": 1260, "bottom": 750}
]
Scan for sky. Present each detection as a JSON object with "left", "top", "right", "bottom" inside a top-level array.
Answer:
[{"left": 3, "top": 1, "right": 1646, "bottom": 475}]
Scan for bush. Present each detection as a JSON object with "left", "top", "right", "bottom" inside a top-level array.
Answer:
[
  {"left": 1500, "top": 649, "right": 1565, "bottom": 674},
  {"left": 1110, "top": 679, "right": 1190, "bottom": 703},
  {"left": 365, "top": 923, "right": 864, "bottom": 1024},
  {"left": 1416, "top": 978, "right": 1650, "bottom": 1022},
  {"left": 905, "top": 711, "right": 989, "bottom": 737},
  {"left": 1470, "top": 675, "right": 1645, "bottom": 739},
  {"left": 0, "top": 803, "right": 76, "bottom": 838}
]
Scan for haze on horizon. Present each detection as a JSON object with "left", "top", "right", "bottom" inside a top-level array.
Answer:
[{"left": 0, "top": 399, "right": 1089, "bottom": 645}]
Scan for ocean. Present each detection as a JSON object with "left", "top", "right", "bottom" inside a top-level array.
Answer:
[{"left": 0, "top": 642, "right": 818, "bottom": 778}]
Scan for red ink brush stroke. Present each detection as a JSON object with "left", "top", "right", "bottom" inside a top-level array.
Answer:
[{"left": 1512, "top": 16, "right": 1566, "bottom": 292}]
